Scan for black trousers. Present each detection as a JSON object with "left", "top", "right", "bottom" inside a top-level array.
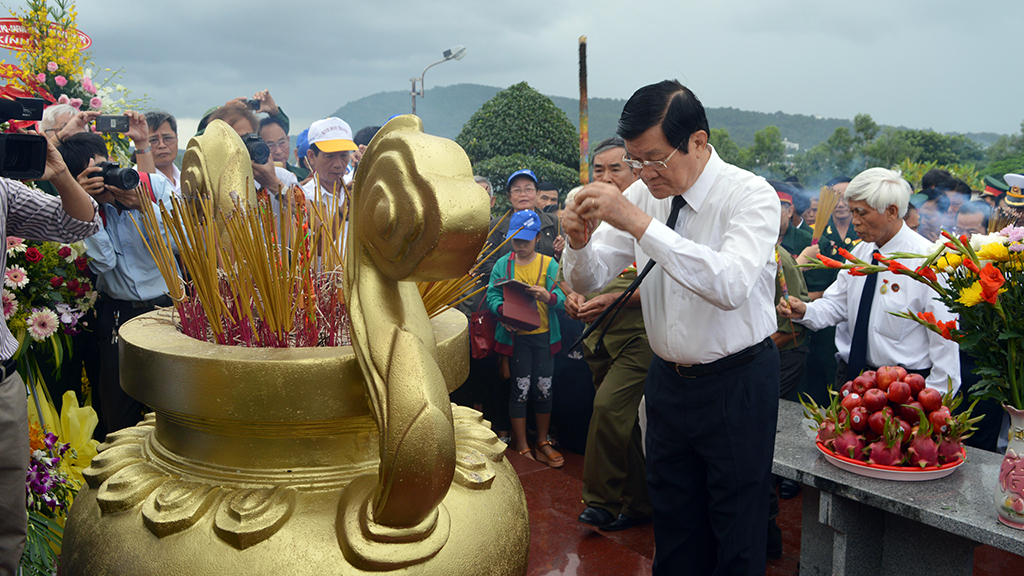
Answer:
[
  {"left": 645, "top": 342, "right": 780, "bottom": 576},
  {"left": 94, "top": 295, "right": 170, "bottom": 439}
]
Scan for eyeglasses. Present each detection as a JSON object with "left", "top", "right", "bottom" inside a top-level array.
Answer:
[
  {"left": 266, "top": 138, "right": 290, "bottom": 151},
  {"left": 622, "top": 147, "right": 679, "bottom": 171},
  {"left": 509, "top": 186, "right": 536, "bottom": 195},
  {"left": 148, "top": 134, "right": 178, "bottom": 146}
]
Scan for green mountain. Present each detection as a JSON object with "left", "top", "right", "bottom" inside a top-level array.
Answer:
[{"left": 331, "top": 83, "right": 1003, "bottom": 151}]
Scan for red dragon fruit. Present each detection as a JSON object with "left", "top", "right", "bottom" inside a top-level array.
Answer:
[
  {"left": 866, "top": 412, "right": 904, "bottom": 466},
  {"left": 832, "top": 425, "right": 866, "bottom": 460},
  {"left": 906, "top": 407, "right": 939, "bottom": 468}
]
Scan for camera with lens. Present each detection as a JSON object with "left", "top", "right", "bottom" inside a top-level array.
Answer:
[
  {"left": 96, "top": 161, "right": 140, "bottom": 190},
  {"left": 242, "top": 98, "right": 261, "bottom": 111},
  {"left": 241, "top": 133, "right": 270, "bottom": 165},
  {"left": 0, "top": 97, "right": 47, "bottom": 179}
]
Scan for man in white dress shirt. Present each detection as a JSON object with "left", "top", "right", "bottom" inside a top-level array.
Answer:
[
  {"left": 561, "top": 80, "right": 781, "bottom": 576},
  {"left": 778, "top": 167, "right": 960, "bottom": 394}
]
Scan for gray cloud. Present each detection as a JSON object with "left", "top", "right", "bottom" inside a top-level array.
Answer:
[{"left": 11, "top": 0, "right": 1021, "bottom": 138}]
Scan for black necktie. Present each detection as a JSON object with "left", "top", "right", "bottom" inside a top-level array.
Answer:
[
  {"left": 845, "top": 254, "right": 879, "bottom": 378},
  {"left": 569, "top": 195, "right": 687, "bottom": 352}
]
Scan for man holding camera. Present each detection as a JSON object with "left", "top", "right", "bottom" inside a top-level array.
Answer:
[
  {"left": 0, "top": 132, "right": 100, "bottom": 576},
  {"left": 57, "top": 131, "right": 177, "bottom": 436}
]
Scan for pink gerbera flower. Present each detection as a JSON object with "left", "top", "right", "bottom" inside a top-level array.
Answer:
[
  {"left": 2, "top": 290, "right": 18, "bottom": 320},
  {"left": 6, "top": 237, "right": 25, "bottom": 256},
  {"left": 4, "top": 266, "right": 28, "bottom": 289},
  {"left": 26, "top": 309, "right": 59, "bottom": 341}
]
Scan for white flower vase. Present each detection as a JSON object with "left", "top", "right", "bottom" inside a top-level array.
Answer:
[{"left": 995, "top": 404, "right": 1024, "bottom": 528}]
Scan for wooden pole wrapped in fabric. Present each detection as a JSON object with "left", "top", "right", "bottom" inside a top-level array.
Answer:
[{"left": 579, "top": 35, "right": 589, "bottom": 186}]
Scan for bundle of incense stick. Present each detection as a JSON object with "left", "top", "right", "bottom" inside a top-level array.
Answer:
[
  {"left": 132, "top": 178, "right": 350, "bottom": 347},
  {"left": 990, "top": 206, "right": 1018, "bottom": 234},
  {"left": 811, "top": 185, "right": 842, "bottom": 243}
]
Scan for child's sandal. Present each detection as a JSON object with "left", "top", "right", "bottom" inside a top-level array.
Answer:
[{"left": 534, "top": 440, "right": 564, "bottom": 468}]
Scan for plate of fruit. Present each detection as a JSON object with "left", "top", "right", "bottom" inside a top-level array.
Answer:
[{"left": 801, "top": 365, "right": 980, "bottom": 482}]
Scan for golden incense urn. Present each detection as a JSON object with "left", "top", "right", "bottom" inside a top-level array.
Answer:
[{"left": 60, "top": 116, "right": 529, "bottom": 574}]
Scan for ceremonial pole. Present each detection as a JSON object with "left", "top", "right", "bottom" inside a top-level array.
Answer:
[{"left": 579, "top": 35, "right": 589, "bottom": 185}]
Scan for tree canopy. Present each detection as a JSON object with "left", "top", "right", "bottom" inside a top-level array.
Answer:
[{"left": 456, "top": 82, "right": 580, "bottom": 215}]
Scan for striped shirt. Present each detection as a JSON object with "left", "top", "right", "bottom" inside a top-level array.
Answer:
[{"left": 0, "top": 178, "right": 100, "bottom": 359}]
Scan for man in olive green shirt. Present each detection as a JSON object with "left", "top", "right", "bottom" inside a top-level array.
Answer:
[{"left": 562, "top": 138, "right": 652, "bottom": 532}]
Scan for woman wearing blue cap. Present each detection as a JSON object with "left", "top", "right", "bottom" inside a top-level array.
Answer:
[{"left": 487, "top": 209, "right": 566, "bottom": 466}]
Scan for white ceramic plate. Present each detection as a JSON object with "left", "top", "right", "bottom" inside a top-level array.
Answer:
[{"left": 816, "top": 442, "right": 964, "bottom": 481}]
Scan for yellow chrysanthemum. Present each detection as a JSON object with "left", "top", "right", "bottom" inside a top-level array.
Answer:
[
  {"left": 976, "top": 242, "right": 1010, "bottom": 262},
  {"left": 956, "top": 281, "right": 985, "bottom": 307},
  {"left": 935, "top": 253, "right": 963, "bottom": 271}
]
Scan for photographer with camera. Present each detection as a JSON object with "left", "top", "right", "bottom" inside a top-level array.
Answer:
[
  {"left": 195, "top": 89, "right": 291, "bottom": 138},
  {"left": 56, "top": 131, "right": 177, "bottom": 437},
  {"left": 0, "top": 128, "right": 100, "bottom": 576}
]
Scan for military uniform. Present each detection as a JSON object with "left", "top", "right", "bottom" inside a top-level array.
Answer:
[{"left": 575, "top": 269, "right": 653, "bottom": 521}]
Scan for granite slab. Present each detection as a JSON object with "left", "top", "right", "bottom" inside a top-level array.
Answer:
[{"left": 773, "top": 399, "right": 1024, "bottom": 557}]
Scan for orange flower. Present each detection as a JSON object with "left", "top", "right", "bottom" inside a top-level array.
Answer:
[
  {"left": 837, "top": 247, "right": 856, "bottom": 261},
  {"left": 817, "top": 254, "right": 844, "bottom": 269},
  {"left": 917, "top": 311, "right": 938, "bottom": 326},
  {"left": 964, "top": 258, "right": 980, "bottom": 275},
  {"left": 979, "top": 262, "right": 1006, "bottom": 304},
  {"left": 916, "top": 265, "right": 938, "bottom": 282},
  {"left": 887, "top": 260, "right": 910, "bottom": 273},
  {"left": 848, "top": 267, "right": 867, "bottom": 276},
  {"left": 938, "top": 319, "right": 957, "bottom": 340}
]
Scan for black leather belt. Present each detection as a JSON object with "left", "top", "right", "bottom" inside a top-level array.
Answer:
[
  {"left": 1, "top": 357, "right": 17, "bottom": 381},
  {"left": 668, "top": 338, "right": 773, "bottom": 379}
]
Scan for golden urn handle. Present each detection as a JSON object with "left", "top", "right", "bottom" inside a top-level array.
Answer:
[{"left": 340, "top": 115, "right": 488, "bottom": 568}]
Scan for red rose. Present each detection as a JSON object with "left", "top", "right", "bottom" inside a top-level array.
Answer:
[
  {"left": 24, "top": 247, "right": 42, "bottom": 262},
  {"left": 66, "top": 279, "right": 80, "bottom": 291},
  {"left": 49, "top": 277, "right": 63, "bottom": 288},
  {"left": 979, "top": 262, "right": 1006, "bottom": 304},
  {"left": 57, "top": 246, "right": 72, "bottom": 259},
  {"left": 75, "top": 256, "right": 88, "bottom": 271}
]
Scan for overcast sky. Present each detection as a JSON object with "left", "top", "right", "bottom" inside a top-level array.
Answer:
[{"left": 12, "top": 0, "right": 1022, "bottom": 145}]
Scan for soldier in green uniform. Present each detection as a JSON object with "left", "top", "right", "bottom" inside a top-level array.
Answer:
[{"left": 563, "top": 138, "right": 652, "bottom": 532}]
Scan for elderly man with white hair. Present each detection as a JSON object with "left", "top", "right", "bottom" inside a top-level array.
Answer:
[{"left": 778, "top": 167, "right": 960, "bottom": 394}]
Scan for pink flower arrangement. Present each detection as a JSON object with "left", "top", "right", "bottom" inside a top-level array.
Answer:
[
  {"left": 46, "top": 61, "right": 57, "bottom": 72},
  {"left": 2, "top": 290, "right": 17, "bottom": 320},
  {"left": 6, "top": 236, "right": 25, "bottom": 255},
  {"left": 26, "top": 308, "right": 59, "bottom": 341},
  {"left": 4, "top": 266, "right": 28, "bottom": 290},
  {"left": 89, "top": 97, "right": 102, "bottom": 109},
  {"left": 57, "top": 94, "right": 69, "bottom": 104},
  {"left": 69, "top": 98, "right": 81, "bottom": 109},
  {"left": 35, "top": 73, "right": 45, "bottom": 83},
  {"left": 54, "top": 75, "right": 66, "bottom": 87},
  {"left": 81, "top": 77, "right": 95, "bottom": 94}
]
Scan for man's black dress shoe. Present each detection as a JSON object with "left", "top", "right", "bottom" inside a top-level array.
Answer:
[
  {"left": 779, "top": 479, "right": 802, "bottom": 500},
  {"left": 601, "top": 513, "right": 651, "bottom": 532},
  {"left": 577, "top": 506, "right": 615, "bottom": 527}
]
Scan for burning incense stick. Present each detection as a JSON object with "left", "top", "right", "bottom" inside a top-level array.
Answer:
[{"left": 811, "top": 185, "right": 841, "bottom": 243}]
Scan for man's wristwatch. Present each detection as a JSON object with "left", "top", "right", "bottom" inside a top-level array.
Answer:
[{"left": 135, "top": 146, "right": 152, "bottom": 155}]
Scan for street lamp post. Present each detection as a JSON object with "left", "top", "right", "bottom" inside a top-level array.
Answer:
[{"left": 410, "top": 44, "right": 466, "bottom": 115}]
